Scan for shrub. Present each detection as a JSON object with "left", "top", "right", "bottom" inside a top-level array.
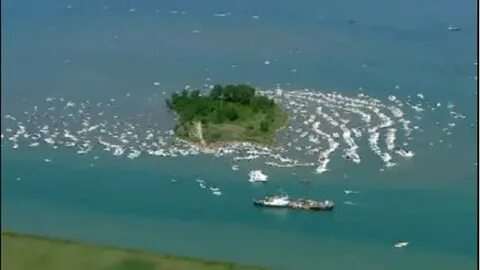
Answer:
[
  {"left": 224, "top": 106, "right": 239, "bottom": 121},
  {"left": 260, "top": 120, "right": 270, "bottom": 132}
]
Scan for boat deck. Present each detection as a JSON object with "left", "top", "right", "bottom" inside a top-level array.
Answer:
[{"left": 253, "top": 198, "right": 334, "bottom": 211}]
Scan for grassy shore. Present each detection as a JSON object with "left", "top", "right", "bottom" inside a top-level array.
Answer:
[
  {"left": 195, "top": 106, "right": 287, "bottom": 145},
  {"left": 1, "top": 232, "right": 268, "bottom": 270}
]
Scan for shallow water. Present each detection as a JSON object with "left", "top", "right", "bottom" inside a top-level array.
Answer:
[
  {"left": 1, "top": 0, "right": 477, "bottom": 269},
  {"left": 2, "top": 144, "right": 477, "bottom": 269}
]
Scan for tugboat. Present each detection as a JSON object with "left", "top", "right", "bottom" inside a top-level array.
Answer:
[{"left": 253, "top": 192, "right": 334, "bottom": 211}]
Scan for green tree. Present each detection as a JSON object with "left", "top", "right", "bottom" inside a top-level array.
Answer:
[
  {"left": 223, "top": 85, "right": 236, "bottom": 101},
  {"left": 174, "top": 92, "right": 180, "bottom": 101},
  {"left": 236, "top": 84, "right": 256, "bottom": 104},
  {"left": 190, "top": 89, "right": 201, "bottom": 98},
  {"left": 210, "top": 85, "right": 224, "bottom": 100}
]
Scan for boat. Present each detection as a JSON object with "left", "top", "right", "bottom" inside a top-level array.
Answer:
[
  {"left": 447, "top": 25, "right": 461, "bottom": 31},
  {"left": 209, "top": 186, "right": 220, "bottom": 192},
  {"left": 248, "top": 170, "right": 268, "bottom": 183},
  {"left": 253, "top": 193, "right": 334, "bottom": 211},
  {"left": 254, "top": 194, "right": 290, "bottom": 208},
  {"left": 394, "top": 241, "right": 409, "bottom": 248},
  {"left": 395, "top": 148, "right": 414, "bottom": 158}
]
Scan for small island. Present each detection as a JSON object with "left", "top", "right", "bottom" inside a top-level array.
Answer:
[{"left": 166, "top": 84, "right": 288, "bottom": 145}]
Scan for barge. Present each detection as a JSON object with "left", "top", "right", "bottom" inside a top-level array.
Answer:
[{"left": 253, "top": 194, "right": 334, "bottom": 211}]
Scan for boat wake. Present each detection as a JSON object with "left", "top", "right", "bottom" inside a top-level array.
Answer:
[{"left": 2, "top": 87, "right": 462, "bottom": 175}]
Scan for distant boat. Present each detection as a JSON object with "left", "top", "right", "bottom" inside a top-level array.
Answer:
[
  {"left": 447, "top": 25, "right": 461, "bottom": 31},
  {"left": 394, "top": 241, "right": 409, "bottom": 248},
  {"left": 248, "top": 170, "right": 268, "bottom": 183},
  {"left": 209, "top": 186, "right": 220, "bottom": 192},
  {"left": 395, "top": 148, "right": 414, "bottom": 158},
  {"left": 213, "top": 12, "right": 228, "bottom": 17},
  {"left": 253, "top": 192, "right": 334, "bottom": 211}
]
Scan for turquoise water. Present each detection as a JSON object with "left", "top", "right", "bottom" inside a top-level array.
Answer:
[{"left": 1, "top": 0, "right": 477, "bottom": 269}]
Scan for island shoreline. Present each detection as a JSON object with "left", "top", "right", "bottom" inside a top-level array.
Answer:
[{"left": 174, "top": 114, "right": 290, "bottom": 153}]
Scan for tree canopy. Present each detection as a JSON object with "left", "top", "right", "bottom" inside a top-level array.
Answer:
[
  {"left": 167, "top": 84, "right": 275, "bottom": 124},
  {"left": 166, "top": 84, "right": 287, "bottom": 144}
]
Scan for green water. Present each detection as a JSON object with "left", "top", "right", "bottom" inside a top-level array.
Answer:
[
  {"left": 2, "top": 133, "right": 476, "bottom": 270},
  {"left": 1, "top": 0, "right": 477, "bottom": 269}
]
